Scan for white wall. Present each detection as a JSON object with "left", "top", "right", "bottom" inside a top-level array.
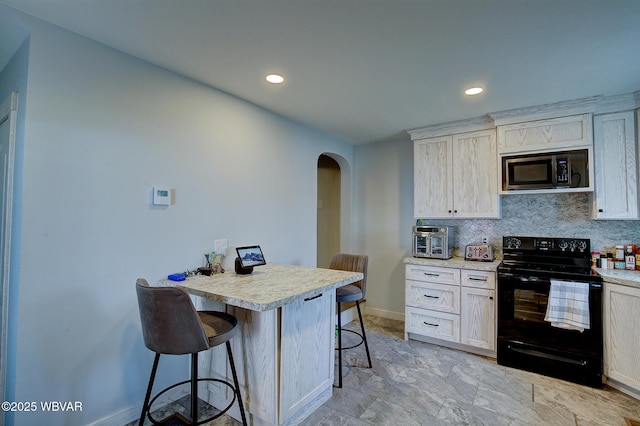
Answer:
[
  {"left": 353, "top": 137, "right": 414, "bottom": 318},
  {"left": 8, "top": 12, "right": 354, "bottom": 425}
]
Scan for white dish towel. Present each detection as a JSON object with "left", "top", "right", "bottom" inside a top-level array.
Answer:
[{"left": 544, "top": 280, "right": 590, "bottom": 332}]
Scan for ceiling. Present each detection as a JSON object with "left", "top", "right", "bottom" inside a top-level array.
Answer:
[{"left": 1, "top": 0, "right": 640, "bottom": 145}]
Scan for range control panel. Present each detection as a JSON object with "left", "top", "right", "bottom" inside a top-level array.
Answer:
[{"left": 503, "top": 236, "right": 589, "bottom": 253}]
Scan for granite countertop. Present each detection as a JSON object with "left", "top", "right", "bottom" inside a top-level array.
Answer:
[
  {"left": 593, "top": 268, "right": 640, "bottom": 290},
  {"left": 403, "top": 256, "right": 500, "bottom": 272},
  {"left": 159, "top": 263, "right": 363, "bottom": 311}
]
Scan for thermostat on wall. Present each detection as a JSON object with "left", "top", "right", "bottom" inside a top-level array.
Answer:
[{"left": 152, "top": 187, "right": 171, "bottom": 206}]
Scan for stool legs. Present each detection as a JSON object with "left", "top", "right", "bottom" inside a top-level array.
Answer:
[
  {"left": 226, "top": 341, "right": 248, "bottom": 426},
  {"left": 139, "top": 353, "right": 161, "bottom": 426},
  {"left": 139, "top": 348, "right": 247, "bottom": 426},
  {"left": 356, "top": 301, "right": 372, "bottom": 369},
  {"left": 336, "top": 300, "right": 372, "bottom": 388},
  {"left": 337, "top": 301, "right": 343, "bottom": 388},
  {"left": 190, "top": 353, "right": 198, "bottom": 424}
]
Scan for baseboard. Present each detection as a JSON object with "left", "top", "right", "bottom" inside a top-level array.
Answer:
[
  {"left": 87, "top": 387, "right": 188, "bottom": 426},
  {"left": 363, "top": 306, "right": 404, "bottom": 322}
]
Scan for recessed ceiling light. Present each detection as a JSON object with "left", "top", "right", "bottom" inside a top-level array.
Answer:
[
  {"left": 266, "top": 74, "right": 285, "bottom": 84},
  {"left": 465, "top": 87, "right": 484, "bottom": 95}
]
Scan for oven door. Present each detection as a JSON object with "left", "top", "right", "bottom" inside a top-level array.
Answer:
[{"left": 497, "top": 272, "right": 603, "bottom": 387}]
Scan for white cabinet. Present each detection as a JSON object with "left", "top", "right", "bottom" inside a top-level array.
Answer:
[
  {"left": 593, "top": 111, "right": 638, "bottom": 219},
  {"left": 414, "top": 129, "right": 500, "bottom": 219},
  {"left": 604, "top": 283, "right": 640, "bottom": 399},
  {"left": 405, "top": 263, "right": 496, "bottom": 356},
  {"left": 279, "top": 291, "right": 334, "bottom": 423},
  {"left": 198, "top": 290, "right": 336, "bottom": 425},
  {"left": 413, "top": 136, "right": 452, "bottom": 218},
  {"left": 497, "top": 113, "right": 593, "bottom": 155}
]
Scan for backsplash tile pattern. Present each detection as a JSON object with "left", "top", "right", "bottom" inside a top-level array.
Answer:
[{"left": 428, "top": 192, "right": 640, "bottom": 258}]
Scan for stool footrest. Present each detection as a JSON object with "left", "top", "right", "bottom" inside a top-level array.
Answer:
[
  {"left": 335, "top": 328, "right": 366, "bottom": 351},
  {"left": 147, "top": 378, "right": 237, "bottom": 426}
]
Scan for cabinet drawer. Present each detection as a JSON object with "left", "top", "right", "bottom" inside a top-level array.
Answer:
[
  {"left": 461, "top": 270, "right": 496, "bottom": 289},
  {"left": 405, "top": 264, "right": 460, "bottom": 285},
  {"left": 406, "top": 280, "right": 460, "bottom": 314},
  {"left": 406, "top": 306, "right": 460, "bottom": 343}
]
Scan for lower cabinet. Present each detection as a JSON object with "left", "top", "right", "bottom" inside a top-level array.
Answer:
[
  {"left": 194, "top": 290, "right": 336, "bottom": 425},
  {"left": 405, "top": 263, "right": 496, "bottom": 356},
  {"left": 604, "top": 282, "right": 640, "bottom": 399}
]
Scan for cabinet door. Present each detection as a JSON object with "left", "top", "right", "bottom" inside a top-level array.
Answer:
[
  {"left": 593, "top": 111, "right": 638, "bottom": 219},
  {"left": 460, "top": 287, "right": 495, "bottom": 350},
  {"left": 497, "top": 114, "right": 592, "bottom": 154},
  {"left": 414, "top": 136, "right": 453, "bottom": 218},
  {"left": 452, "top": 129, "right": 500, "bottom": 218},
  {"left": 604, "top": 283, "right": 640, "bottom": 392},
  {"left": 279, "top": 290, "right": 335, "bottom": 423}
]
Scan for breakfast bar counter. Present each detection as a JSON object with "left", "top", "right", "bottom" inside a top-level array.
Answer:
[
  {"left": 160, "top": 264, "right": 363, "bottom": 426},
  {"left": 172, "top": 263, "right": 363, "bottom": 311}
]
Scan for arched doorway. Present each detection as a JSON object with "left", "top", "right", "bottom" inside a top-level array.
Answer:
[{"left": 316, "top": 154, "right": 341, "bottom": 268}]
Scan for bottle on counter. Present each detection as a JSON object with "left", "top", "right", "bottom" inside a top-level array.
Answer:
[
  {"left": 600, "top": 253, "right": 608, "bottom": 269},
  {"left": 636, "top": 248, "right": 640, "bottom": 271},
  {"left": 627, "top": 245, "right": 637, "bottom": 270},
  {"left": 607, "top": 253, "right": 614, "bottom": 269},
  {"left": 614, "top": 245, "right": 626, "bottom": 269},
  {"left": 591, "top": 251, "right": 600, "bottom": 267}
]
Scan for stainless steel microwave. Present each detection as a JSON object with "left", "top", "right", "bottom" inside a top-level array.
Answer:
[
  {"left": 412, "top": 226, "right": 455, "bottom": 259},
  {"left": 502, "top": 149, "right": 589, "bottom": 191}
]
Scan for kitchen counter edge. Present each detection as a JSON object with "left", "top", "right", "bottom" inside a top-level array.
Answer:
[
  {"left": 403, "top": 256, "right": 499, "bottom": 272},
  {"left": 593, "top": 268, "right": 640, "bottom": 290}
]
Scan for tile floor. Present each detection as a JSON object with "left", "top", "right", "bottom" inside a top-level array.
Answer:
[{"left": 132, "top": 315, "right": 640, "bottom": 425}]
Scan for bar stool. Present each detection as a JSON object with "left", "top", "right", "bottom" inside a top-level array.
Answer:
[
  {"left": 330, "top": 253, "right": 372, "bottom": 388},
  {"left": 135, "top": 278, "right": 247, "bottom": 425}
]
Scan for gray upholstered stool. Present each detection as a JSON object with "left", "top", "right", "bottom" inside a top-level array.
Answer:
[
  {"left": 136, "top": 278, "right": 247, "bottom": 425},
  {"left": 330, "top": 254, "right": 372, "bottom": 388}
]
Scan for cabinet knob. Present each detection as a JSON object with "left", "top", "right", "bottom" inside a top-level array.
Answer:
[
  {"left": 448, "top": 210, "right": 452, "bottom": 213},
  {"left": 454, "top": 210, "right": 458, "bottom": 213},
  {"left": 598, "top": 209, "right": 604, "bottom": 213},
  {"left": 489, "top": 296, "right": 494, "bottom": 300}
]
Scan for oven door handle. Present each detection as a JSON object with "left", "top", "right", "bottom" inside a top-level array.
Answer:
[
  {"left": 498, "top": 272, "right": 543, "bottom": 282},
  {"left": 507, "top": 344, "right": 588, "bottom": 366}
]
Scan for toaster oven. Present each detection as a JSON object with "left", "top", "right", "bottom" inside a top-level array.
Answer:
[{"left": 412, "top": 226, "right": 455, "bottom": 259}]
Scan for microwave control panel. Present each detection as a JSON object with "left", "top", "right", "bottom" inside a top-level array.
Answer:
[{"left": 556, "top": 158, "right": 569, "bottom": 184}]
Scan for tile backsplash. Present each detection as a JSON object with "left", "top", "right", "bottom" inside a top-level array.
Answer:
[{"left": 426, "top": 192, "right": 640, "bottom": 258}]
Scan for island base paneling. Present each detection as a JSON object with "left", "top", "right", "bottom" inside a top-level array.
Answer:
[{"left": 194, "top": 291, "right": 336, "bottom": 425}]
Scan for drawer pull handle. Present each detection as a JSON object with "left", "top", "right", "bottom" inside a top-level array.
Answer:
[
  {"left": 423, "top": 273, "right": 439, "bottom": 277},
  {"left": 304, "top": 293, "right": 322, "bottom": 302},
  {"left": 423, "top": 321, "right": 439, "bottom": 327},
  {"left": 469, "top": 277, "right": 487, "bottom": 281},
  {"left": 423, "top": 295, "right": 439, "bottom": 299}
]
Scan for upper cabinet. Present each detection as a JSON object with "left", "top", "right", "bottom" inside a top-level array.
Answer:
[
  {"left": 413, "top": 128, "right": 500, "bottom": 219},
  {"left": 408, "top": 91, "right": 640, "bottom": 220},
  {"left": 592, "top": 111, "right": 638, "bottom": 220},
  {"left": 496, "top": 113, "right": 593, "bottom": 155}
]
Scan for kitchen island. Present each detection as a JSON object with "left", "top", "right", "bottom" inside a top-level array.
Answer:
[{"left": 160, "top": 263, "right": 363, "bottom": 426}]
